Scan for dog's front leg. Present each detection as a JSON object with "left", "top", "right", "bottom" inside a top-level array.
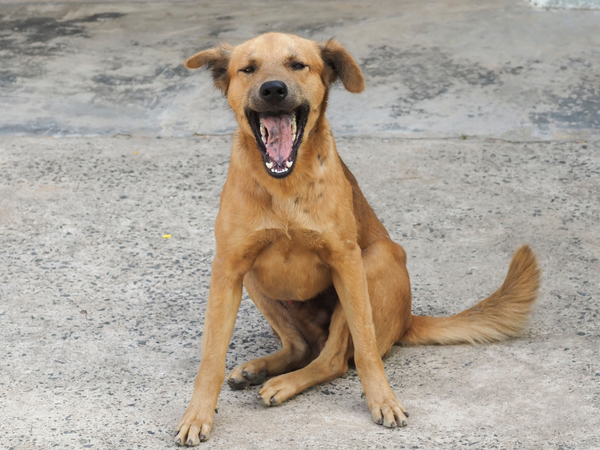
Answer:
[
  {"left": 175, "top": 256, "right": 244, "bottom": 446},
  {"left": 331, "top": 243, "right": 408, "bottom": 428}
]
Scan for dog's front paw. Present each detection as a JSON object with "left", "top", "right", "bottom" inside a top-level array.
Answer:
[
  {"left": 367, "top": 393, "right": 409, "bottom": 429},
  {"left": 174, "top": 410, "right": 214, "bottom": 446},
  {"left": 227, "top": 363, "right": 266, "bottom": 390}
]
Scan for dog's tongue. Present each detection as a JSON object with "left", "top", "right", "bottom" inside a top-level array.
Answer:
[{"left": 261, "top": 115, "right": 293, "bottom": 162}]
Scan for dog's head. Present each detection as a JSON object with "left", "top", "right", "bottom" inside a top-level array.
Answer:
[{"left": 185, "top": 33, "right": 364, "bottom": 179}]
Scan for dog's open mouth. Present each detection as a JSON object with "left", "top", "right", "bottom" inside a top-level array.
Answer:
[{"left": 246, "top": 104, "right": 309, "bottom": 178}]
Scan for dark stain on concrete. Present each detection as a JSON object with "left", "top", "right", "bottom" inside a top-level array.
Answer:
[
  {"left": 1, "top": 17, "right": 86, "bottom": 44},
  {"left": 89, "top": 63, "right": 193, "bottom": 109},
  {"left": 209, "top": 27, "right": 236, "bottom": 37},
  {"left": 361, "top": 45, "right": 501, "bottom": 117},
  {"left": 0, "top": 12, "right": 125, "bottom": 55},
  {"left": 0, "top": 11, "right": 127, "bottom": 100},
  {"left": 0, "top": 71, "right": 17, "bottom": 88},
  {"left": 361, "top": 45, "right": 600, "bottom": 132},
  {"left": 529, "top": 72, "right": 600, "bottom": 130},
  {"left": 362, "top": 45, "right": 499, "bottom": 86},
  {"left": 294, "top": 22, "right": 336, "bottom": 37},
  {"left": 0, "top": 120, "right": 71, "bottom": 136},
  {"left": 77, "top": 12, "right": 125, "bottom": 23},
  {"left": 158, "top": 64, "right": 190, "bottom": 79}
]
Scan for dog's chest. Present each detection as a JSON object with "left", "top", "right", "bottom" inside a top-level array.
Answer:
[
  {"left": 247, "top": 177, "right": 342, "bottom": 300},
  {"left": 250, "top": 231, "right": 333, "bottom": 301},
  {"left": 269, "top": 180, "right": 328, "bottom": 226}
]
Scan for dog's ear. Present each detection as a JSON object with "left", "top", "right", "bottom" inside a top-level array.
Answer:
[
  {"left": 319, "top": 39, "right": 365, "bottom": 93},
  {"left": 184, "top": 44, "right": 234, "bottom": 94}
]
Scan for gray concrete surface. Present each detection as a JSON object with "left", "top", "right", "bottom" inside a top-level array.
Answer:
[
  {"left": 0, "top": 137, "right": 600, "bottom": 449},
  {"left": 1, "top": 0, "right": 600, "bottom": 140},
  {"left": 2, "top": 137, "right": 600, "bottom": 449},
  {"left": 1, "top": 1, "right": 600, "bottom": 450}
]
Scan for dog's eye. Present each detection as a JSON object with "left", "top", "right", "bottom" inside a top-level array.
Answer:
[
  {"left": 291, "top": 62, "right": 307, "bottom": 71},
  {"left": 241, "top": 66, "right": 255, "bottom": 74}
]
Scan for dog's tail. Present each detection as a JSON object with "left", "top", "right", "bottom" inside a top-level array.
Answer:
[{"left": 397, "top": 245, "right": 540, "bottom": 346}]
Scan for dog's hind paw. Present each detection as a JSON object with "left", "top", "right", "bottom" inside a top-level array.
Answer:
[
  {"left": 227, "top": 366, "right": 266, "bottom": 390},
  {"left": 227, "top": 377, "right": 250, "bottom": 390}
]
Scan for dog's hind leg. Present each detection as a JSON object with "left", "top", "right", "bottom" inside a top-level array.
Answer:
[
  {"left": 256, "top": 300, "right": 352, "bottom": 405},
  {"left": 257, "top": 239, "right": 412, "bottom": 420},
  {"left": 227, "top": 273, "right": 312, "bottom": 390},
  {"left": 361, "top": 239, "right": 412, "bottom": 356}
]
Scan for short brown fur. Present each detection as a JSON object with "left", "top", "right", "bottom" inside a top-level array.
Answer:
[{"left": 175, "top": 33, "right": 541, "bottom": 446}]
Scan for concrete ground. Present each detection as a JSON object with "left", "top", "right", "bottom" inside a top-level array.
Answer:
[{"left": 0, "top": 1, "right": 599, "bottom": 449}]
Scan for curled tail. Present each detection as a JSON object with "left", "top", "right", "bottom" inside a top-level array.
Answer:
[{"left": 398, "top": 245, "right": 541, "bottom": 346}]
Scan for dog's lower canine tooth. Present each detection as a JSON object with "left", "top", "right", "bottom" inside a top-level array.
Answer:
[
  {"left": 266, "top": 162, "right": 273, "bottom": 169},
  {"left": 286, "top": 161, "right": 293, "bottom": 168}
]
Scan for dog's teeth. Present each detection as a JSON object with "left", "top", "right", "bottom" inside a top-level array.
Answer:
[
  {"left": 260, "top": 123, "right": 267, "bottom": 143},
  {"left": 292, "top": 132, "right": 296, "bottom": 141},
  {"left": 286, "top": 160, "right": 293, "bottom": 168},
  {"left": 291, "top": 118, "right": 297, "bottom": 136},
  {"left": 266, "top": 162, "right": 273, "bottom": 169}
]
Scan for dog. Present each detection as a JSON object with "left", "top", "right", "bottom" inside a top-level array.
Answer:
[{"left": 174, "top": 32, "right": 540, "bottom": 446}]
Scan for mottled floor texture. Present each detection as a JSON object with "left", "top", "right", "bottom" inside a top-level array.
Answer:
[
  {"left": 0, "top": 0, "right": 599, "bottom": 140},
  {"left": 1, "top": 136, "right": 599, "bottom": 449},
  {"left": 1, "top": 0, "right": 600, "bottom": 449}
]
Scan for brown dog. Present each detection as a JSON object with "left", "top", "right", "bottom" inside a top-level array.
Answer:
[{"left": 175, "top": 33, "right": 540, "bottom": 446}]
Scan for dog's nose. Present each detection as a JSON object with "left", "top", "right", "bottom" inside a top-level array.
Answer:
[{"left": 260, "top": 80, "right": 288, "bottom": 105}]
